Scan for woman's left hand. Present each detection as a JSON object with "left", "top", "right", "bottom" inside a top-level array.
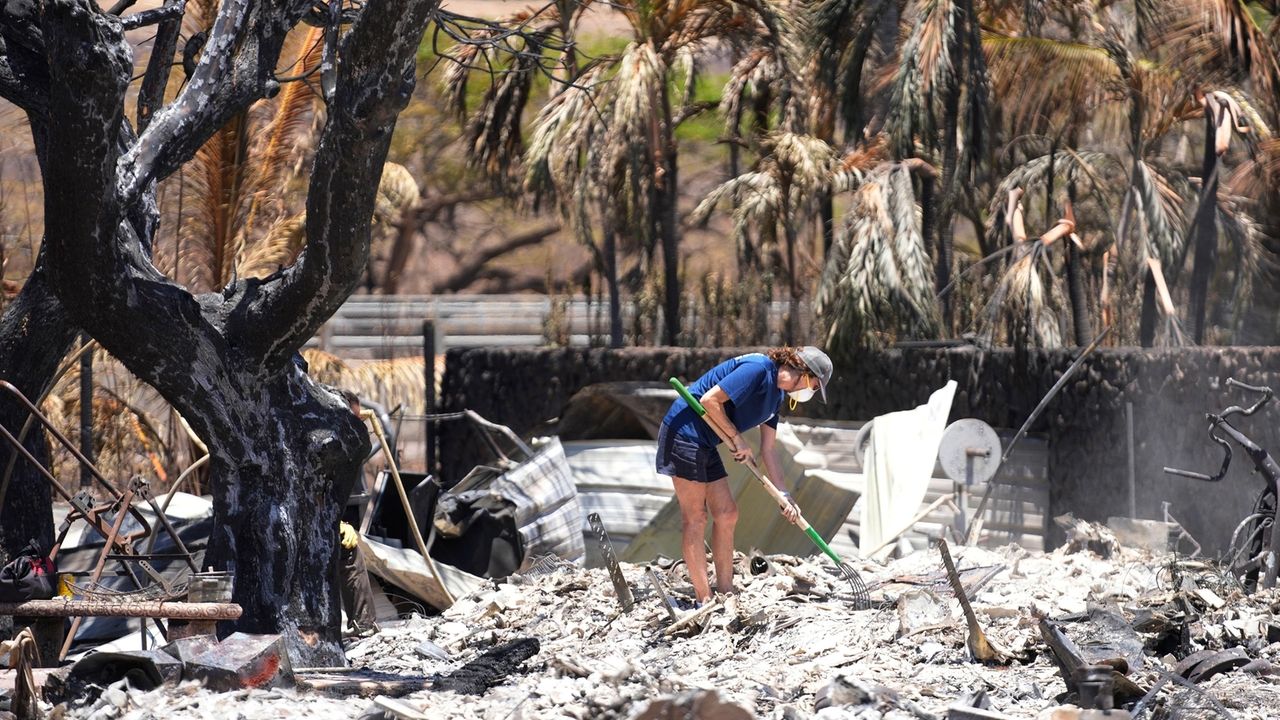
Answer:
[{"left": 779, "top": 493, "right": 801, "bottom": 525}]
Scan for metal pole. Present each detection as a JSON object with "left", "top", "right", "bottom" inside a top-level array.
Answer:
[
  {"left": 1126, "top": 401, "right": 1136, "bottom": 518},
  {"left": 79, "top": 333, "right": 93, "bottom": 489},
  {"left": 422, "top": 320, "right": 437, "bottom": 477}
]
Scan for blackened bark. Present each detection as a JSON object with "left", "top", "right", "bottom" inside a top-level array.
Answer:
[
  {"left": 936, "top": 80, "right": 960, "bottom": 335},
  {"left": 602, "top": 216, "right": 623, "bottom": 348},
  {"left": 135, "top": 0, "right": 184, "bottom": 132},
  {"left": 1139, "top": 267, "right": 1158, "bottom": 347},
  {"left": 658, "top": 91, "right": 681, "bottom": 346},
  {"left": 1188, "top": 106, "right": 1220, "bottom": 345},
  {"left": 37, "top": 0, "right": 434, "bottom": 666},
  {"left": 1065, "top": 181, "right": 1091, "bottom": 345},
  {"left": 0, "top": 263, "right": 75, "bottom": 559}
]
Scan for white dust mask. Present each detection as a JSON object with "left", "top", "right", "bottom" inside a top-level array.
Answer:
[{"left": 788, "top": 387, "right": 816, "bottom": 403}]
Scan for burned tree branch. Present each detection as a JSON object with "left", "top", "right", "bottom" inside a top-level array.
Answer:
[
  {"left": 135, "top": 0, "right": 186, "bottom": 131},
  {"left": 246, "top": 0, "right": 440, "bottom": 361},
  {"left": 120, "top": 0, "right": 187, "bottom": 31},
  {"left": 435, "top": 223, "right": 561, "bottom": 293},
  {"left": 119, "top": 0, "right": 313, "bottom": 204}
]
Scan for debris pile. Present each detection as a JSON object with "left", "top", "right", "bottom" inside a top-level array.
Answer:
[{"left": 12, "top": 533, "right": 1280, "bottom": 719}]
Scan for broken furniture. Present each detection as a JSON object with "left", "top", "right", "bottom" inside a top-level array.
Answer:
[
  {"left": 0, "top": 599, "right": 242, "bottom": 668},
  {"left": 1163, "top": 377, "right": 1280, "bottom": 590},
  {"left": 0, "top": 381, "right": 204, "bottom": 660}
]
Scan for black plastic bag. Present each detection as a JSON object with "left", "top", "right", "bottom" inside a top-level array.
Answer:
[{"left": 0, "top": 544, "right": 56, "bottom": 603}]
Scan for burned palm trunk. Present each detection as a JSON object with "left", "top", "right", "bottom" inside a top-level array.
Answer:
[{"left": 1188, "top": 100, "right": 1222, "bottom": 345}]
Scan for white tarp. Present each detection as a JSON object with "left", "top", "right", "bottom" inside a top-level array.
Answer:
[{"left": 859, "top": 381, "right": 957, "bottom": 560}]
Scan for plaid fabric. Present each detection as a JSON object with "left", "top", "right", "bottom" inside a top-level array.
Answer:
[{"left": 445, "top": 436, "right": 586, "bottom": 568}]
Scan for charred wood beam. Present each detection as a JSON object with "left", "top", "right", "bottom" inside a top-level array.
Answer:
[
  {"left": 0, "top": 599, "right": 242, "bottom": 620},
  {"left": 245, "top": 0, "right": 440, "bottom": 362}
]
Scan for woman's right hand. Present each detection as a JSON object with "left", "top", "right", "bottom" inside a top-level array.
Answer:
[{"left": 731, "top": 437, "right": 754, "bottom": 465}]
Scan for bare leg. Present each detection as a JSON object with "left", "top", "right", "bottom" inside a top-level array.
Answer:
[
  {"left": 705, "top": 477, "right": 739, "bottom": 595},
  {"left": 671, "top": 476, "right": 712, "bottom": 603}
]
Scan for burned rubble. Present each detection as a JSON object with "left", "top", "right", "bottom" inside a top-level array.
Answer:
[{"left": 14, "top": 531, "right": 1276, "bottom": 720}]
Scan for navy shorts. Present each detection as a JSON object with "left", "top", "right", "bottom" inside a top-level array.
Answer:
[{"left": 655, "top": 422, "right": 727, "bottom": 483}]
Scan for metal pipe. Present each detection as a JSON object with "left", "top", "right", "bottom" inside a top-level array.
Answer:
[
  {"left": 364, "top": 411, "right": 455, "bottom": 607},
  {"left": 79, "top": 333, "right": 94, "bottom": 489},
  {"left": 1, "top": 599, "right": 242, "bottom": 620},
  {"left": 1127, "top": 401, "right": 1136, "bottom": 518}
]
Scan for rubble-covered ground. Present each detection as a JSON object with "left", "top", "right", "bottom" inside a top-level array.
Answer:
[{"left": 55, "top": 542, "right": 1280, "bottom": 719}]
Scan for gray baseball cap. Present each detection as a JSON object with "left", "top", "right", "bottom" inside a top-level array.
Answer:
[{"left": 798, "top": 346, "right": 833, "bottom": 403}]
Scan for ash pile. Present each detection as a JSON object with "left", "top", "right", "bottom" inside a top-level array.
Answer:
[{"left": 28, "top": 527, "right": 1278, "bottom": 720}]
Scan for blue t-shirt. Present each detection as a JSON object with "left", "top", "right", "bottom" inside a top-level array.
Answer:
[{"left": 663, "top": 354, "right": 783, "bottom": 448}]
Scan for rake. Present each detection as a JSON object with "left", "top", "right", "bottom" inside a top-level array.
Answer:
[{"left": 669, "top": 377, "right": 871, "bottom": 610}]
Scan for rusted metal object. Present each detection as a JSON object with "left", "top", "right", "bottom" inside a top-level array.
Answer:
[
  {"left": 588, "top": 512, "right": 634, "bottom": 613},
  {"left": 1163, "top": 377, "right": 1280, "bottom": 591},
  {"left": 0, "top": 381, "right": 204, "bottom": 659},
  {"left": 2, "top": 599, "right": 241, "bottom": 619},
  {"left": 937, "top": 538, "right": 1012, "bottom": 664}
]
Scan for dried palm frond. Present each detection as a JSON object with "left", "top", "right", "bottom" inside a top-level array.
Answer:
[
  {"left": 301, "top": 350, "right": 427, "bottom": 412},
  {"left": 179, "top": 111, "right": 250, "bottom": 292},
  {"left": 462, "top": 46, "right": 542, "bottom": 187},
  {"left": 523, "top": 64, "right": 605, "bottom": 206},
  {"left": 240, "top": 25, "right": 326, "bottom": 239},
  {"left": 817, "top": 164, "right": 940, "bottom": 351},
  {"left": 693, "top": 132, "right": 840, "bottom": 269},
  {"left": 1192, "top": 0, "right": 1280, "bottom": 117},
  {"left": 888, "top": 0, "right": 960, "bottom": 155},
  {"left": 1215, "top": 193, "right": 1266, "bottom": 339},
  {"left": 1132, "top": 160, "right": 1189, "bottom": 268},
  {"left": 238, "top": 162, "right": 419, "bottom": 278},
  {"left": 976, "top": 190, "right": 1075, "bottom": 349},
  {"left": 985, "top": 150, "right": 1122, "bottom": 240},
  {"left": 239, "top": 214, "right": 306, "bottom": 278},
  {"left": 983, "top": 34, "right": 1120, "bottom": 135}
]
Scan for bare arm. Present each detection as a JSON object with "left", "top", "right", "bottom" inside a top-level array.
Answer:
[
  {"left": 760, "top": 424, "right": 800, "bottom": 524},
  {"left": 699, "top": 385, "right": 752, "bottom": 463}
]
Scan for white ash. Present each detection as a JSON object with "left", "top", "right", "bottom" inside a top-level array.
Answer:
[{"left": 51, "top": 543, "right": 1280, "bottom": 719}]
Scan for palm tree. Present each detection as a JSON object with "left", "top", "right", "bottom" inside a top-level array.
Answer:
[
  {"left": 448, "top": 0, "right": 795, "bottom": 346},
  {"left": 814, "top": 158, "right": 942, "bottom": 353}
]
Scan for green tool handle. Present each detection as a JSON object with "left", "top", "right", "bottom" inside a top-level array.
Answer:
[{"left": 669, "top": 377, "right": 707, "bottom": 416}]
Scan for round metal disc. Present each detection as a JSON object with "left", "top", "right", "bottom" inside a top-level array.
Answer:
[{"left": 938, "top": 419, "right": 1002, "bottom": 485}]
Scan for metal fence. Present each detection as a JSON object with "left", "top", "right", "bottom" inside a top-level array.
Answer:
[{"left": 305, "top": 294, "right": 797, "bottom": 359}]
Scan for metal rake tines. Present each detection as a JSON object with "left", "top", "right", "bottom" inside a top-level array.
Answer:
[{"left": 837, "top": 562, "right": 872, "bottom": 610}]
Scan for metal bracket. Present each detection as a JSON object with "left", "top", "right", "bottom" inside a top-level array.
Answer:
[{"left": 588, "top": 512, "right": 634, "bottom": 613}]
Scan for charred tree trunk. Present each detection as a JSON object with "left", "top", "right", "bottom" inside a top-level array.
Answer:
[
  {"left": 33, "top": 0, "right": 434, "bottom": 666},
  {"left": 658, "top": 90, "right": 681, "bottom": 347},
  {"left": 936, "top": 80, "right": 960, "bottom": 335},
  {"left": 1065, "top": 180, "right": 1091, "bottom": 345},
  {"left": 1188, "top": 105, "right": 1220, "bottom": 345},
  {"left": 0, "top": 264, "right": 74, "bottom": 560},
  {"left": 602, "top": 217, "right": 623, "bottom": 348}
]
